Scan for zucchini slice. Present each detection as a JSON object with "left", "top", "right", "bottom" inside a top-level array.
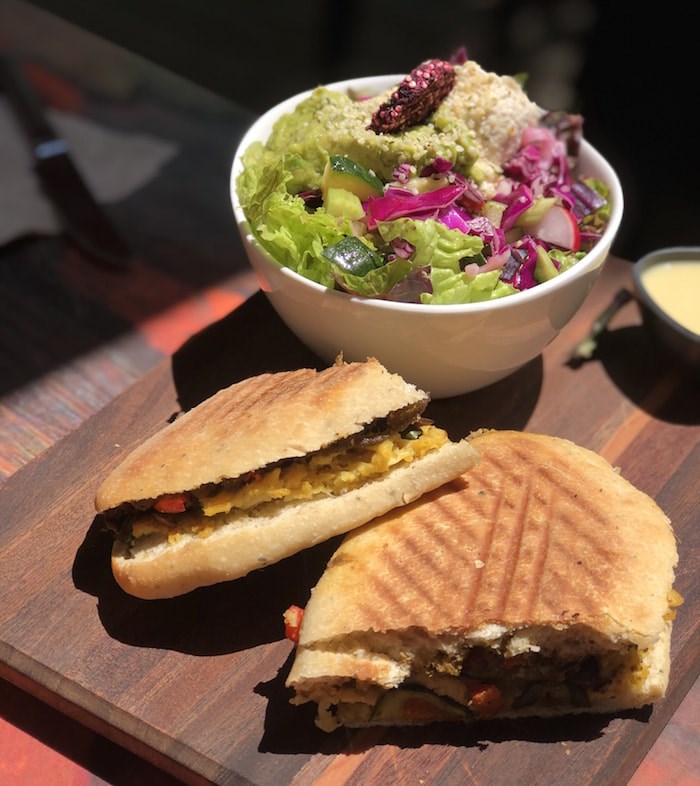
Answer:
[{"left": 322, "top": 155, "right": 384, "bottom": 201}]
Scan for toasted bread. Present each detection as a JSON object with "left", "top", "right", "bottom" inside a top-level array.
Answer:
[
  {"left": 286, "top": 430, "right": 680, "bottom": 730},
  {"left": 96, "top": 358, "right": 480, "bottom": 599},
  {"left": 96, "top": 357, "right": 430, "bottom": 513}
]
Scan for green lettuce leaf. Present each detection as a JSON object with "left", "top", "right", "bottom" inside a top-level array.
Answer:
[
  {"left": 332, "top": 255, "right": 414, "bottom": 298},
  {"left": 423, "top": 267, "right": 517, "bottom": 304},
  {"left": 550, "top": 248, "right": 586, "bottom": 274},
  {"left": 237, "top": 153, "right": 348, "bottom": 288},
  {"left": 376, "top": 217, "right": 483, "bottom": 271}
]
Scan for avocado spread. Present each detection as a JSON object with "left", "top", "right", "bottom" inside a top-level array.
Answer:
[{"left": 241, "top": 86, "right": 479, "bottom": 192}]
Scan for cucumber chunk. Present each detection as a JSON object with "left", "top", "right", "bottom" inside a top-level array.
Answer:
[
  {"left": 322, "top": 236, "right": 384, "bottom": 277},
  {"left": 324, "top": 187, "right": 365, "bottom": 220},
  {"left": 516, "top": 197, "right": 557, "bottom": 227},
  {"left": 322, "top": 155, "right": 384, "bottom": 201},
  {"left": 534, "top": 246, "right": 559, "bottom": 283}
]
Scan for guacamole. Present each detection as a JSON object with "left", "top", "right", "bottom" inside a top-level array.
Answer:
[{"left": 241, "top": 86, "right": 480, "bottom": 193}]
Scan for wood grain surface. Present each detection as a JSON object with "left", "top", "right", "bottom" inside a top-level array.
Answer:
[{"left": 0, "top": 259, "right": 698, "bottom": 786}]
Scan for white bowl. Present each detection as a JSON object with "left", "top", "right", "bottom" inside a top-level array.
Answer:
[{"left": 230, "top": 75, "right": 624, "bottom": 398}]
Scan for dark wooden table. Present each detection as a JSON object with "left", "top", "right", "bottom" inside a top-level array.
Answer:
[{"left": 0, "top": 4, "right": 698, "bottom": 785}]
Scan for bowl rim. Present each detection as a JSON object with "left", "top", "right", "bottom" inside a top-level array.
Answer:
[
  {"left": 230, "top": 73, "right": 624, "bottom": 316},
  {"left": 632, "top": 246, "right": 700, "bottom": 344}
]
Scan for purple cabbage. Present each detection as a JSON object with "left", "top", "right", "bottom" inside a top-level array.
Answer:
[
  {"left": 391, "top": 163, "right": 413, "bottom": 184},
  {"left": 365, "top": 182, "right": 466, "bottom": 227},
  {"left": 498, "top": 184, "right": 535, "bottom": 231},
  {"left": 385, "top": 267, "right": 433, "bottom": 302},
  {"left": 503, "top": 125, "right": 571, "bottom": 194},
  {"left": 540, "top": 110, "right": 584, "bottom": 159},
  {"left": 419, "top": 157, "right": 454, "bottom": 176},
  {"left": 435, "top": 204, "right": 472, "bottom": 232},
  {"left": 580, "top": 228, "right": 603, "bottom": 250},
  {"left": 298, "top": 188, "right": 323, "bottom": 209},
  {"left": 547, "top": 184, "right": 576, "bottom": 212},
  {"left": 435, "top": 208, "right": 505, "bottom": 253},
  {"left": 498, "top": 239, "right": 540, "bottom": 291},
  {"left": 569, "top": 180, "right": 607, "bottom": 219},
  {"left": 391, "top": 237, "right": 415, "bottom": 258}
]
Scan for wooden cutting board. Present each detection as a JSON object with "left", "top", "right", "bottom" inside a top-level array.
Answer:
[{"left": 1, "top": 261, "right": 698, "bottom": 786}]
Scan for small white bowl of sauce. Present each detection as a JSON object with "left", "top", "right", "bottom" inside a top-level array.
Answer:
[{"left": 633, "top": 246, "right": 700, "bottom": 369}]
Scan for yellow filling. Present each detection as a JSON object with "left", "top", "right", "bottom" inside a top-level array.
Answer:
[
  {"left": 130, "top": 425, "right": 448, "bottom": 544},
  {"left": 198, "top": 424, "right": 447, "bottom": 517},
  {"left": 132, "top": 425, "right": 449, "bottom": 543},
  {"left": 664, "top": 588, "right": 684, "bottom": 621}
]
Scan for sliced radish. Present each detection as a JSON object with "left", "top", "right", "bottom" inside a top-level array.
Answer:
[{"left": 531, "top": 204, "right": 581, "bottom": 251}]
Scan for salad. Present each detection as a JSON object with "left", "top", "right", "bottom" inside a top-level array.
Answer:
[{"left": 236, "top": 55, "right": 611, "bottom": 305}]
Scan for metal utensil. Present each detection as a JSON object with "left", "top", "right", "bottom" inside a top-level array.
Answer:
[
  {"left": 567, "top": 287, "right": 633, "bottom": 364},
  {"left": 0, "top": 54, "right": 132, "bottom": 268}
]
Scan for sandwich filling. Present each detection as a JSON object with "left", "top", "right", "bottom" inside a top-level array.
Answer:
[
  {"left": 292, "top": 616, "right": 679, "bottom": 731},
  {"left": 103, "top": 411, "right": 446, "bottom": 555}
]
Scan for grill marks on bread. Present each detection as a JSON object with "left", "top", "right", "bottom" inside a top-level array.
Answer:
[
  {"left": 297, "top": 430, "right": 678, "bottom": 650},
  {"left": 97, "top": 359, "right": 486, "bottom": 599},
  {"left": 287, "top": 430, "right": 679, "bottom": 729},
  {"left": 318, "top": 457, "right": 615, "bottom": 638},
  {"left": 95, "top": 358, "right": 429, "bottom": 514},
  {"left": 343, "top": 479, "right": 470, "bottom": 630},
  {"left": 459, "top": 438, "right": 655, "bottom": 626}
]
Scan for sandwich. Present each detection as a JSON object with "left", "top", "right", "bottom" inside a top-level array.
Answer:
[
  {"left": 285, "top": 429, "right": 681, "bottom": 731},
  {"left": 95, "top": 357, "right": 480, "bottom": 599}
]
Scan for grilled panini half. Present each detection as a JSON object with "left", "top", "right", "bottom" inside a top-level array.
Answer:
[
  {"left": 286, "top": 429, "right": 680, "bottom": 731},
  {"left": 95, "top": 357, "right": 480, "bottom": 599}
]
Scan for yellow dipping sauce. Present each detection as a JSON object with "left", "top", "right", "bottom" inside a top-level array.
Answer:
[{"left": 641, "top": 260, "right": 700, "bottom": 335}]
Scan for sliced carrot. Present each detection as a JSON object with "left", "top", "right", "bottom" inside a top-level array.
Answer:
[
  {"left": 153, "top": 493, "right": 189, "bottom": 513},
  {"left": 283, "top": 605, "right": 304, "bottom": 644},
  {"left": 468, "top": 684, "right": 503, "bottom": 719}
]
